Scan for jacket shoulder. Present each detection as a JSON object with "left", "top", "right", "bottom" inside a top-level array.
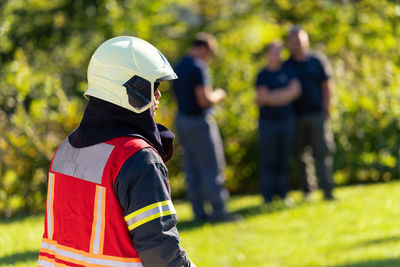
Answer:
[
  {"left": 105, "top": 137, "right": 157, "bottom": 182},
  {"left": 106, "top": 136, "right": 154, "bottom": 155}
]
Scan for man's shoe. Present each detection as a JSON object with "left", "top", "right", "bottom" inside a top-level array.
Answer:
[
  {"left": 323, "top": 190, "right": 336, "bottom": 201},
  {"left": 283, "top": 196, "right": 295, "bottom": 207},
  {"left": 302, "top": 192, "right": 313, "bottom": 202},
  {"left": 324, "top": 194, "right": 336, "bottom": 201},
  {"left": 194, "top": 215, "right": 208, "bottom": 222}
]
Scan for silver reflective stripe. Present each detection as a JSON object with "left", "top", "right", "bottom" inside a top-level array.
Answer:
[
  {"left": 93, "top": 186, "right": 104, "bottom": 254},
  {"left": 126, "top": 204, "right": 170, "bottom": 226},
  {"left": 51, "top": 138, "right": 114, "bottom": 184},
  {"left": 41, "top": 241, "right": 57, "bottom": 251},
  {"left": 125, "top": 200, "right": 177, "bottom": 230},
  {"left": 38, "top": 259, "right": 54, "bottom": 267},
  {"left": 47, "top": 172, "right": 54, "bottom": 240},
  {"left": 41, "top": 241, "right": 143, "bottom": 267}
]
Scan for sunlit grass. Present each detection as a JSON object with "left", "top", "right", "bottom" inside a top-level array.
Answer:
[
  {"left": 0, "top": 214, "right": 43, "bottom": 266},
  {"left": 1, "top": 182, "right": 399, "bottom": 267}
]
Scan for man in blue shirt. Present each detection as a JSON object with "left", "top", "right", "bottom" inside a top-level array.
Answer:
[
  {"left": 173, "top": 33, "right": 240, "bottom": 222},
  {"left": 256, "top": 42, "right": 300, "bottom": 204},
  {"left": 284, "top": 26, "right": 336, "bottom": 200}
]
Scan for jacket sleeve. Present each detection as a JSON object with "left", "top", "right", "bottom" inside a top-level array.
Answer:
[{"left": 114, "top": 148, "right": 193, "bottom": 267}]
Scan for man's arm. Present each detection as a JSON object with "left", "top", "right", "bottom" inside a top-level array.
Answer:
[
  {"left": 321, "top": 79, "right": 334, "bottom": 117},
  {"left": 194, "top": 85, "right": 226, "bottom": 109},
  {"left": 114, "top": 148, "right": 194, "bottom": 267},
  {"left": 315, "top": 51, "right": 334, "bottom": 117},
  {"left": 256, "top": 79, "right": 301, "bottom": 107}
]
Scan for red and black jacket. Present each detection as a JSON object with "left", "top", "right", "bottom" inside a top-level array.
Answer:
[{"left": 38, "top": 136, "right": 191, "bottom": 266}]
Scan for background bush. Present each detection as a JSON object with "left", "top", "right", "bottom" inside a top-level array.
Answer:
[{"left": 0, "top": 0, "right": 399, "bottom": 215}]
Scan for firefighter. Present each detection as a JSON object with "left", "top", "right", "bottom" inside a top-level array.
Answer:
[{"left": 38, "top": 36, "right": 194, "bottom": 266}]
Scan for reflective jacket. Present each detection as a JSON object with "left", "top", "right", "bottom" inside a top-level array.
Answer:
[{"left": 38, "top": 136, "right": 191, "bottom": 267}]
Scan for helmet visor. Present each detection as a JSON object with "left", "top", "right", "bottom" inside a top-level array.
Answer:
[{"left": 123, "top": 75, "right": 157, "bottom": 113}]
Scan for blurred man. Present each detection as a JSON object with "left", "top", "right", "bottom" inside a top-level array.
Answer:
[
  {"left": 256, "top": 41, "right": 300, "bottom": 204},
  {"left": 284, "top": 26, "right": 336, "bottom": 200},
  {"left": 173, "top": 33, "right": 240, "bottom": 222},
  {"left": 38, "top": 36, "right": 194, "bottom": 266}
]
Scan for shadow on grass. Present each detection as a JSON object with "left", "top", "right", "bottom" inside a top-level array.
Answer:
[
  {"left": 232, "top": 201, "right": 290, "bottom": 217},
  {"left": 0, "top": 213, "right": 43, "bottom": 225},
  {"left": 0, "top": 251, "right": 38, "bottom": 265},
  {"left": 177, "top": 219, "right": 210, "bottom": 231},
  {"left": 333, "top": 257, "right": 400, "bottom": 267},
  {"left": 359, "top": 235, "right": 400, "bottom": 246},
  {"left": 177, "top": 201, "right": 291, "bottom": 231}
]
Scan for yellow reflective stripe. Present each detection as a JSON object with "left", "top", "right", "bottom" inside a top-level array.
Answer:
[
  {"left": 124, "top": 200, "right": 176, "bottom": 231},
  {"left": 46, "top": 172, "right": 55, "bottom": 240},
  {"left": 124, "top": 200, "right": 170, "bottom": 221},
  {"left": 128, "top": 210, "right": 174, "bottom": 231}
]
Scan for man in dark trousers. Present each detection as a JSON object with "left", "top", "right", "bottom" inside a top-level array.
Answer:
[
  {"left": 38, "top": 36, "right": 194, "bottom": 267},
  {"left": 284, "top": 26, "right": 336, "bottom": 200},
  {"left": 173, "top": 33, "right": 240, "bottom": 222}
]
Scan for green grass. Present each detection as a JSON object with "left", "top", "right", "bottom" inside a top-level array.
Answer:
[{"left": 1, "top": 182, "right": 399, "bottom": 267}]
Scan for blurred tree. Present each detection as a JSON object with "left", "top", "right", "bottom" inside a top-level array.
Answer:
[{"left": 0, "top": 0, "right": 399, "bottom": 215}]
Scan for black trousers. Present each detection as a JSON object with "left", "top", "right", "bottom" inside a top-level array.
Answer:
[
  {"left": 259, "top": 116, "right": 295, "bottom": 202},
  {"left": 296, "top": 113, "right": 335, "bottom": 197}
]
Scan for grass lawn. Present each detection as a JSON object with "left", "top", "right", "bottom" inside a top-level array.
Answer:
[{"left": 0, "top": 181, "right": 399, "bottom": 266}]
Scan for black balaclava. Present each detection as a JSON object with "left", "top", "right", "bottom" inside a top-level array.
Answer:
[{"left": 68, "top": 97, "right": 174, "bottom": 162}]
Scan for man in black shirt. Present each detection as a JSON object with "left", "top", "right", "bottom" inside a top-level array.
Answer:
[
  {"left": 256, "top": 42, "right": 300, "bottom": 204},
  {"left": 284, "top": 26, "right": 336, "bottom": 200},
  {"left": 173, "top": 33, "right": 240, "bottom": 222}
]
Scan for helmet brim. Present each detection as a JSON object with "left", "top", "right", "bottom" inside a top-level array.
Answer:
[{"left": 157, "top": 73, "right": 178, "bottom": 81}]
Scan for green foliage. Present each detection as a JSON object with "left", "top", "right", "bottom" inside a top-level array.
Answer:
[
  {"left": 0, "top": 0, "right": 399, "bottom": 214},
  {"left": 1, "top": 182, "right": 400, "bottom": 266}
]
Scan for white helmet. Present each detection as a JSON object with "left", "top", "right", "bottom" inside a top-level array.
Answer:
[{"left": 85, "top": 36, "right": 177, "bottom": 113}]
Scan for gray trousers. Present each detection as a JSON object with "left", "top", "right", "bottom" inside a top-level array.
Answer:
[
  {"left": 296, "top": 113, "right": 335, "bottom": 197},
  {"left": 175, "top": 114, "right": 229, "bottom": 219}
]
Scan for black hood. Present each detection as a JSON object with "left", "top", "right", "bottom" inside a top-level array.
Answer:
[{"left": 69, "top": 97, "right": 175, "bottom": 162}]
